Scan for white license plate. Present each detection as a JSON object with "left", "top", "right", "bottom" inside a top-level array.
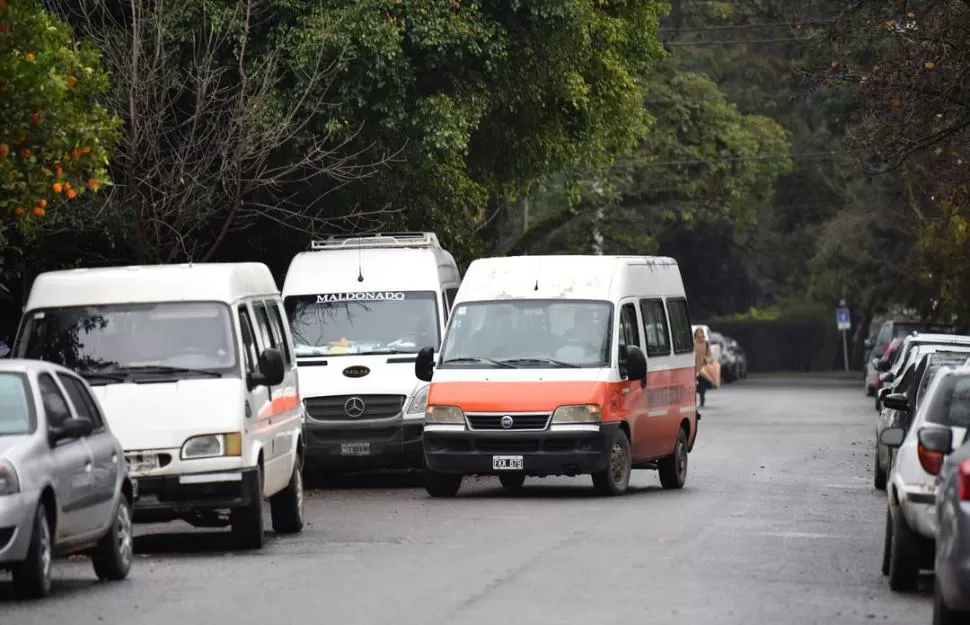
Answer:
[
  {"left": 492, "top": 455, "right": 523, "bottom": 471},
  {"left": 127, "top": 455, "right": 159, "bottom": 476},
  {"left": 340, "top": 442, "right": 371, "bottom": 456}
]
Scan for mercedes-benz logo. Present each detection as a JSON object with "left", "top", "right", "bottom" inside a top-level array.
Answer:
[
  {"left": 500, "top": 415, "right": 514, "bottom": 429},
  {"left": 344, "top": 396, "right": 366, "bottom": 418}
]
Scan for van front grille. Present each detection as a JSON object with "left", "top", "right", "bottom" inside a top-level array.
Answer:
[
  {"left": 304, "top": 395, "right": 405, "bottom": 421},
  {"left": 465, "top": 413, "right": 550, "bottom": 431}
]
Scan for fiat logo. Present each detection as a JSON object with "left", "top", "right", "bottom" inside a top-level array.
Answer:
[
  {"left": 344, "top": 396, "right": 366, "bottom": 418},
  {"left": 500, "top": 415, "right": 514, "bottom": 429}
]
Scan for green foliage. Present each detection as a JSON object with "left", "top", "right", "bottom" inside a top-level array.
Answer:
[{"left": 0, "top": 0, "right": 119, "bottom": 227}]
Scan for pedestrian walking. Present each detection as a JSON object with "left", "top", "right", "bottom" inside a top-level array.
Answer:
[{"left": 694, "top": 327, "right": 713, "bottom": 407}]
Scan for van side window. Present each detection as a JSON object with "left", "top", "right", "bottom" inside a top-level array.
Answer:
[
  {"left": 639, "top": 299, "right": 671, "bottom": 357},
  {"left": 617, "top": 303, "right": 641, "bottom": 375},
  {"left": 666, "top": 298, "right": 693, "bottom": 354},
  {"left": 238, "top": 307, "right": 259, "bottom": 372},
  {"left": 444, "top": 287, "right": 459, "bottom": 313},
  {"left": 265, "top": 300, "right": 293, "bottom": 366},
  {"left": 252, "top": 301, "right": 277, "bottom": 353}
]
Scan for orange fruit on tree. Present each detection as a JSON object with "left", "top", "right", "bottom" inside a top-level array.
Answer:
[
  {"left": 53, "top": 165, "right": 63, "bottom": 176},
  {"left": 25, "top": 53, "right": 35, "bottom": 62},
  {"left": 67, "top": 76, "right": 77, "bottom": 88},
  {"left": 21, "top": 148, "right": 31, "bottom": 158},
  {"left": 66, "top": 188, "right": 77, "bottom": 199},
  {"left": 71, "top": 148, "right": 82, "bottom": 159},
  {"left": 52, "top": 182, "right": 63, "bottom": 193},
  {"left": 31, "top": 112, "right": 40, "bottom": 126},
  {"left": 0, "top": 144, "right": 8, "bottom": 157},
  {"left": 13, "top": 207, "right": 23, "bottom": 216},
  {"left": 32, "top": 206, "right": 45, "bottom": 217},
  {"left": 37, "top": 199, "right": 47, "bottom": 208},
  {"left": 87, "top": 178, "right": 100, "bottom": 191}
]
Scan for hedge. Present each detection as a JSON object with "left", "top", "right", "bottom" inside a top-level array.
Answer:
[{"left": 698, "top": 318, "right": 843, "bottom": 373}]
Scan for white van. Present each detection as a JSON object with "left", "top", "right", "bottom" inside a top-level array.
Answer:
[
  {"left": 414, "top": 255, "right": 699, "bottom": 497},
  {"left": 12, "top": 263, "right": 305, "bottom": 550},
  {"left": 281, "top": 232, "right": 461, "bottom": 472}
]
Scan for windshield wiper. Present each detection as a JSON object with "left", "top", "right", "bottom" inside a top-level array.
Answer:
[
  {"left": 499, "top": 357, "right": 581, "bottom": 368},
  {"left": 118, "top": 365, "right": 223, "bottom": 378},
  {"left": 441, "top": 357, "right": 517, "bottom": 368}
]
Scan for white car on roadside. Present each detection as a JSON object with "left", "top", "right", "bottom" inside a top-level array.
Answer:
[{"left": 879, "top": 363, "right": 970, "bottom": 592}]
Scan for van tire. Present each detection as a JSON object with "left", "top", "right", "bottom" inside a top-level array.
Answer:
[
  {"left": 658, "top": 428, "right": 689, "bottom": 490},
  {"left": 874, "top": 449, "right": 887, "bottom": 491},
  {"left": 425, "top": 470, "right": 462, "bottom": 498},
  {"left": 270, "top": 459, "right": 304, "bottom": 534},
  {"left": 12, "top": 505, "right": 53, "bottom": 599},
  {"left": 230, "top": 465, "right": 265, "bottom": 550},
  {"left": 92, "top": 497, "right": 133, "bottom": 581},
  {"left": 499, "top": 474, "right": 526, "bottom": 491},
  {"left": 592, "top": 428, "right": 631, "bottom": 496},
  {"left": 888, "top": 506, "right": 920, "bottom": 592}
]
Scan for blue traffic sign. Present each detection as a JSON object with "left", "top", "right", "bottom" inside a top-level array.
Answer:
[{"left": 836, "top": 307, "right": 851, "bottom": 330}]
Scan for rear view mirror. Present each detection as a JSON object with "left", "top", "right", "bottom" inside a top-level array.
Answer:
[
  {"left": 50, "top": 418, "right": 94, "bottom": 443},
  {"left": 876, "top": 359, "right": 892, "bottom": 372},
  {"left": 917, "top": 426, "right": 953, "bottom": 455},
  {"left": 883, "top": 393, "right": 910, "bottom": 412},
  {"left": 248, "top": 348, "right": 285, "bottom": 389},
  {"left": 624, "top": 345, "right": 647, "bottom": 388},
  {"left": 415, "top": 346, "right": 435, "bottom": 383},
  {"left": 879, "top": 427, "right": 906, "bottom": 448}
]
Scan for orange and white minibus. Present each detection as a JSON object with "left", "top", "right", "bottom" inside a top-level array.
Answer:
[{"left": 413, "top": 255, "right": 699, "bottom": 497}]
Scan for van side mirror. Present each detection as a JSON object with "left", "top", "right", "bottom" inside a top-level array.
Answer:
[
  {"left": 415, "top": 346, "right": 435, "bottom": 382},
  {"left": 917, "top": 426, "right": 953, "bottom": 455},
  {"left": 879, "top": 426, "right": 906, "bottom": 448},
  {"left": 883, "top": 393, "right": 909, "bottom": 412},
  {"left": 624, "top": 345, "right": 647, "bottom": 388},
  {"left": 876, "top": 359, "right": 892, "bottom": 372},
  {"left": 50, "top": 418, "right": 94, "bottom": 444},
  {"left": 249, "top": 348, "right": 285, "bottom": 389}
]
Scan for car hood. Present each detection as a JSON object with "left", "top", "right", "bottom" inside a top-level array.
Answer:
[{"left": 91, "top": 378, "right": 244, "bottom": 452}]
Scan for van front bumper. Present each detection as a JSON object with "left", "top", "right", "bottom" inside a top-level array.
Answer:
[
  {"left": 131, "top": 467, "right": 258, "bottom": 523},
  {"left": 304, "top": 417, "right": 425, "bottom": 470},
  {"left": 423, "top": 423, "right": 616, "bottom": 477}
]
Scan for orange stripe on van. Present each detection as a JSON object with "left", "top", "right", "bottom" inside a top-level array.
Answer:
[{"left": 256, "top": 393, "right": 300, "bottom": 420}]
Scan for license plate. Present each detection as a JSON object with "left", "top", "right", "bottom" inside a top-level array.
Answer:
[
  {"left": 340, "top": 442, "right": 371, "bottom": 456},
  {"left": 492, "top": 455, "right": 523, "bottom": 471},
  {"left": 126, "top": 454, "right": 159, "bottom": 476}
]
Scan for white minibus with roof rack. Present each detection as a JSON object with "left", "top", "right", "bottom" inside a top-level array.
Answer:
[
  {"left": 281, "top": 232, "right": 461, "bottom": 472},
  {"left": 12, "top": 263, "right": 304, "bottom": 550}
]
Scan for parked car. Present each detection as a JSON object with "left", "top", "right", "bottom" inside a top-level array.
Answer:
[
  {"left": 0, "top": 360, "right": 134, "bottom": 599},
  {"left": 929, "top": 431, "right": 970, "bottom": 624},
  {"left": 723, "top": 336, "right": 747, "bottom": 380},
  {"left": 879, "top": 364, "right": 970, "bottom": 592},
  {"left": 875, "top": 333, "right": 970, "bottom": 411},
  {"left": 709, "top": 332, "right": 736, "bottom": 383},
  {"left": 874, "top": 351, "right": 970, "bottom": 490},
  {"left": 865, "top": 320, "right": 958, "bottom": 396}
]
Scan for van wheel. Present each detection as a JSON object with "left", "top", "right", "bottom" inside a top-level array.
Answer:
[
  {"left": 92, "top": 497, "right": 133, "bottom": 581},
  {"left": 230, "top": 465, "right": 265, "bottom": 550},
  {"left": 592, "top": 428, "right": 631, "bottom": 496},
  {"left": 12, "top": 504, "right": 53, "bottom": 599},
  {"left": 270, "top": 458, "right": 305, "bottom": 534},
  {"left": 499, "top": 474, "right": 526, "bottom": 491},
  {"left": 425, "top": 470, "right": 462, "bottom": 498},
  {"left": 874, "top": 448, "right": 887, "bottom": 491},
  {"left": 888, "top": 506, "right": 920, "bottom": 592},
  {"left": 658, "top": 428, "right": 689, "bottom": 490}
]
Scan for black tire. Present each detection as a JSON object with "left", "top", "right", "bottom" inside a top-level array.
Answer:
[
  {"left": 934, "top": 575, "right": 970, "bottom": 625},
  {"left": 881, "top": 508, "right": 892, "bottom": 576},
  {"left": 867, "top": 385, "right": 876, "bottom": 397},
  {"left": 658, "top": 427, "right": 689, "bottom": 490},
  {"left": 888, "top": 506, "right": 921, "bottom": 592},
  {"left": 270, "top": 457, "right": 305, "bottom": 535},
  {"left": 592, "top": 428, "right": 632, "bottom": 496},
  {"left": 92, "top": 497, "right": 133, "bottom": 581},
  {"left": 11, "top": 504, "right": 53, "bottom": 599},
  {"left": 230, "top": 465, "right": 265, "bottom": 550},
  {"left": 499, "top": 473, "right": 526, "bottom": 491},
  {"left": 425, "top": 470, "right": 462, "bottom": 498},
  {"left": 874, "top": 447, "right": 887, "bottom": 491}
]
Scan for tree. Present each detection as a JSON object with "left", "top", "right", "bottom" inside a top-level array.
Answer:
[{"left": 0, "top": 0, "right": 119, "bottom": 224}]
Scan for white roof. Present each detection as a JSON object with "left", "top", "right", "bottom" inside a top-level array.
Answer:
[
  {"left": 454, "top": 255, "right": 683, "bottom": 303},
  {"left": 25, "top": 263, "right": 278, "bottom": 310},
  {"left": 283, "top": 245, "right": 457, "bottom": 295}
]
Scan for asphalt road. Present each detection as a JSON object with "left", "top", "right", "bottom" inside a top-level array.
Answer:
[{"left": 1, "top": 377, "right": 932, "bottom": 624}]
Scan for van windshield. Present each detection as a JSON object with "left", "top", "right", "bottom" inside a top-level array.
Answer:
[
  {"left": 439, "top": 299, "right": 614, "bottom": 368},
  {"left": 14, "top": 302, "right": 237, "bottom": 383},
  {"left": 284, "top": 291, "right": 440, "bottom": 357}
]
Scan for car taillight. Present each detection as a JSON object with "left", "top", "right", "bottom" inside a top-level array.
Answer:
[
  {"left": 918, "top": 444, "right": 945, "bottom": 475},
  {"left": 959, "top": 459, "right": 970, "bottom": 501}
]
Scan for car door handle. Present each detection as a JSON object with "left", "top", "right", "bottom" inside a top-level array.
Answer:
[
  {"left": 84, "top": 462, "right": 93, "bottom": 472},
  {"left": 111, "top": 454, "right": 118, "bottom": 464}
]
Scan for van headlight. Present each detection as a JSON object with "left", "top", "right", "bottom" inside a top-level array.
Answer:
[
  {"left": 406, "top": 385, "right": 430, "bottom": 415},
  {"left": 0, "top": 460, "right": 20, "bottom": 496},
  {"left": 425, "top": 405, "right": 465, "bottom": 425},
  {"left": 551, "top": 405, "right": 601, "bottom": 424},
  {"left": 181, "top": 433, "right": 243, "bottom": 459}
]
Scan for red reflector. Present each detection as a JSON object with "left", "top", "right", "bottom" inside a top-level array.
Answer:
[
  {"left": 918, "top": 445, "right": 945, "bottom": 475},
  {"left": 959, "top": 459, "right": 970, "bottom": 501}
]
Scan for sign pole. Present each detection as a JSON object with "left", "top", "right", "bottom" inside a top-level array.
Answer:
[
  {"left": 841, "top": 329, "right": 849, "bottom": 372},
  {"left": 836, "top": 302, "right": 851, "bottom": 371}
]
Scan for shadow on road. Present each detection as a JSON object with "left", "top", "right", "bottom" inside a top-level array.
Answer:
[
  {"left": 458, "top": 479, "right": 664, "bottom": 499},
  {"left": 0, "top": 577, "right": 100, "bottom": 603},
  {"left": 304, "top": 468, "right": 425, "bottom": 490},
  {"left": 132, "top": 530, "right": 267, "bottom": 557}
]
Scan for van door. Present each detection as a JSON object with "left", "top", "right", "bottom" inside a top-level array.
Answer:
[
  {"left": 237, "top": 304, "right": 273, "bottom": 493},
  {"left": 258, "top": 298, "right": 301, "bottom": 491},
  {"left": 639, "top": 297, "right": 678, "bottom": 458},
  {"left": 616, "top": 301, "right": 649, "bottom": 460}
]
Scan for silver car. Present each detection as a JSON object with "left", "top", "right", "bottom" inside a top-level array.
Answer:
[
  {"left": 932, "top": 433, "right": 970, "bottom": 624},
  {"left": 0, "top": 360, "right": 134, "bottom": 598}
]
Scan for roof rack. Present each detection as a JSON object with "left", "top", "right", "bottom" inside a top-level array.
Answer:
[{"left": 309, "top": 232, "right": 441, "bottom": 251}]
